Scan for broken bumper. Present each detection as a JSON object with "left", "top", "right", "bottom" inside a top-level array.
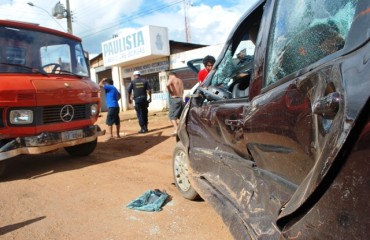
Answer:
[{"left": 0, "top": 125, "right": 105, "bottom": 161}]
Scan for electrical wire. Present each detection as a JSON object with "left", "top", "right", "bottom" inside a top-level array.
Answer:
[{"left": 76, "top": 0, "right": 184, "bottom": 39}]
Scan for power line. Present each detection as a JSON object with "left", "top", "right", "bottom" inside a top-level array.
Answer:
[{"left": 77, "top": 0, "right": 183, "bottom": 39}]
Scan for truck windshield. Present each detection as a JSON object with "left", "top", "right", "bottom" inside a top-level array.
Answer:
[{"left": 0, "top": 25, "right": 89, "bottom": 77}]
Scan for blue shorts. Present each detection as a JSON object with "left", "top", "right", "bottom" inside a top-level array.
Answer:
[
  {"left": 106, "top": 107, "right": 120, "bottom": 126},
  {"left": 169, "top": 97, "right": 184, "bottom": 120}
]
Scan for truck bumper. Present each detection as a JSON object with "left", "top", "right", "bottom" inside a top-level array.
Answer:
[{"left": 0, "top": 125, "right": 105, "bottom": 161}]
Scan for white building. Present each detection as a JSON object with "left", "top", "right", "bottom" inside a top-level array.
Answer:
[{"left": 91, "top": 25, "right": 224, "bottom": 112}]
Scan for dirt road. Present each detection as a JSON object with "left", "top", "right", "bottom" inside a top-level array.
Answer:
[{"left": 0, "top": 111, "right": 233, "bottom": 240}]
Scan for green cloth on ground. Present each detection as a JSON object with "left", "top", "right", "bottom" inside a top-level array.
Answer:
[{"left": 127, "top": 189, "right": 169, "bottom": 212}]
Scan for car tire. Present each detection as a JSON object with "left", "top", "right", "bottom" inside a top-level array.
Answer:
[
  {"left": 172, "top": 141, "right": 199, "bottom": 200},
  {"left": 64, "top": 139, "right": 97, "bottom": 157}
]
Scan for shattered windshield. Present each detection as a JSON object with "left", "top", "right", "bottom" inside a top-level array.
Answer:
[
  {"left": 265, "top": 0, "right": 358, "bottom": 86},
  {"left": 0, "top": 25, "right": 89, "bottom": 76}
]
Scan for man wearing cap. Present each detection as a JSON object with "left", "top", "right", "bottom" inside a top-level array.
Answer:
[{"left": 128, "top": 71, "right": 152, "bottom": 133}]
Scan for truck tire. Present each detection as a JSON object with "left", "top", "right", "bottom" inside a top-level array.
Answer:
[{"left": 64, "top": 139, "right": 97, "bottom": 157}]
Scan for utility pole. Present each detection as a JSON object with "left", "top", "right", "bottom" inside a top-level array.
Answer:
[
  {"left": 184, "top": 0, "right": 191, "bottom": 43},
  {"left": 27, "top": 2, "right": 66, "bottom": 32},
  {"left": 65, "top": 0, "right": 72, "bottom": 34},
  {"left": 52, "top": 1, "right": 73, "bottom": 34}
]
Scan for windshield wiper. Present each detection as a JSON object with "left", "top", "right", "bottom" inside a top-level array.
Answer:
[
  {"left": 57, "top": 69, "right": 85, "bottom": 78},
  {"left": 0, "top": 62, "right": 48, "bottom": 76}
]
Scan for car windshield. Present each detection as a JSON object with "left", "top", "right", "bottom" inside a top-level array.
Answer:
[{"left": 0, "top": 25, "right": 89, "bottom": 77}]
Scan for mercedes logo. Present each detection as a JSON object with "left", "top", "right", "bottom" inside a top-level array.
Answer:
[{"left": 60, "top": 105, "right": 74, "bottom": 122}]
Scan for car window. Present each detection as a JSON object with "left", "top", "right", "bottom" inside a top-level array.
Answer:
[
  {"left": 265, "top": 0, "right": 358, "bottom": 86},
  {"left": 211, "top": 40, "right": 255, "bottom": 89}
]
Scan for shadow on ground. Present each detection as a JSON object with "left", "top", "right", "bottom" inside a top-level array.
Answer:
[{"left": 1, "top": 124, "right": 173, "bottom": 182}]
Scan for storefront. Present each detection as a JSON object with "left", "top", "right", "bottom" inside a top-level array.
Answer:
[
  {"left": 96, "top": 25, "right": 216, "bottom": 112},
  {"left": 102, "top": 25, "right": 170, "bottom": 111}
]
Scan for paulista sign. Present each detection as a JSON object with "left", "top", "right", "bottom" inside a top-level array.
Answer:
[{"left": 102, "top": 25, "right": 170, "bottom": 67}]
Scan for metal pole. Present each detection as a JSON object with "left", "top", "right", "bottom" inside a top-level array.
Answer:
[
  {"left": 66, "top": 0, "right": 73, "bottom": 34},
  {"left": 183, "top": 0, "right": 190, "bottom": 43}
]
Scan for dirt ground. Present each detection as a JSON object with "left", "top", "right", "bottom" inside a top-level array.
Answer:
[{"left": 0, "top": 110, "right": 233, "bottom": 240}]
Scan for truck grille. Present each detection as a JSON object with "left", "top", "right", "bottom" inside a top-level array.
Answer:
[{"left": 43, "top": 104, "right": 89, "bottom": 124}]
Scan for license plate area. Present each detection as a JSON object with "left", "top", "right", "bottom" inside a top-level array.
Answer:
[{"left": 61, "top": 130, "right": 83, "bottom": 141}]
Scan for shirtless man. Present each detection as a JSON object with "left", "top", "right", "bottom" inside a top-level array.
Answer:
[{"left": 166, "top": 72, "right": 184, "bottom": 135}]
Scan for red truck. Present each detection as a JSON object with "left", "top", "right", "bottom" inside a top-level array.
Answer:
[{"left": 0, "top": 20, "right": 105, "bottom": 176}]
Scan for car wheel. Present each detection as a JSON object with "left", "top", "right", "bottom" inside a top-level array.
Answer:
[
  {"left": 172, "top": 141, "right": 199, "bottom": 200},
  {"left": 64, "top": 139, "right": 97, "bottom": 157}
]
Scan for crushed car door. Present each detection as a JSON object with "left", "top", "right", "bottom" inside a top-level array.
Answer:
[
  {"left": 245, "top": 0, "right": 369, "bottom": 237},
  {"left": 188, "top": 0, "right": 369, "bottom": 238}
]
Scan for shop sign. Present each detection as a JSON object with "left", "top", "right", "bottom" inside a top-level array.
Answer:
[
  {"left": 123, "top": 60, "right": 169, "bottom": 77},
  {"left": 102, "top": 26, "right": 169, "bottom": 67}
]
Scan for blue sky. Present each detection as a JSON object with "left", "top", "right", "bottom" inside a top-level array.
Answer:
[{"left": 0, "top": 0, "right": 257, "bottom": 56}]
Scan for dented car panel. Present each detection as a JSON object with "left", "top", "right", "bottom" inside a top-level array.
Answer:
[{"left": 174, "top": 0, "right": 370, "bottom": 239}]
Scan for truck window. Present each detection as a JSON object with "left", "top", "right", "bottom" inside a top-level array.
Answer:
[
  {"left": 41, "top": 44, "right": 71, "bottom": 73},
  {"left": 265, "top": 0, "right": 357, "bottom": 86},
  {"left": 74, "top": 44, "right": 89, "bottom": 75},
  {"left": 6, "top": 47, "right": 26, "bottom": 65},
  {"left": 0, "top": 25, "right": 89, "bottom": 77}
]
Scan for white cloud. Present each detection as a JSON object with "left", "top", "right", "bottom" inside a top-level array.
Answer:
[{"left": 0, "top": 0, "right": 257, "bottom": 55}]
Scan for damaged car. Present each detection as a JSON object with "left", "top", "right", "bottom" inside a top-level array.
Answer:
[{"left": 172, "top": 0, "right": 370, "bottom": 239}]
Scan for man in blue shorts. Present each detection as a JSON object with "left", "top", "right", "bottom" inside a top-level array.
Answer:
[
  {"left": 166, "top": 72, "right": 184, "bottom": 136},
  {"left": 99, "top": 78, "right": 121, "bottom": 139}
]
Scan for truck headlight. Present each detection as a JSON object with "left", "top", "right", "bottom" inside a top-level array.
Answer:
[
  {"left": 9, "top": 110, "right": 34, "bottom": 124},
  {"left": 90, "top": 104, "right": 98, "bottom": 116}
]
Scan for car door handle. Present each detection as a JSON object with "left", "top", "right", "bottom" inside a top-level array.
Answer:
[{"left": 313, "top": 92, "right": 341, "bottom": 119}]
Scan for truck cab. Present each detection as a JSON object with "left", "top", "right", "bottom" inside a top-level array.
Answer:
[{"left": 0, "top": 20, "right": 105, "bottom": 176}]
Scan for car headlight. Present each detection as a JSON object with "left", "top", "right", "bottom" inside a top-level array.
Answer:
[
  {"left": 9, "top": 109, "right": 34, "bottom": 124},
  {"left": 90, "top": 104, "right": 98, "bottom": 116}
]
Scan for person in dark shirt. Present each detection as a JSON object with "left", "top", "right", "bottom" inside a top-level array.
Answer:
[
  {"left": 99, "top": 78, "right": 121, "bottom": 139},
  {"left": 127, "top": 71, "right": 152, "bottom": 133}
]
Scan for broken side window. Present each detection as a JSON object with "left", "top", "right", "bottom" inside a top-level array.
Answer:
[{"left": 265, "top": 0, "right": 357, "bottom": 86}]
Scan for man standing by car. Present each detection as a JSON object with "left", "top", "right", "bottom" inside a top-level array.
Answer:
[
  {"left": 166, "top": 72, "right": 184, "bottom": 136},
  {"left": 128, "top": 71, "right": 152, "bottom": 133}
]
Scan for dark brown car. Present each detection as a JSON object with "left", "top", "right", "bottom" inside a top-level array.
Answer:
[{"left": 172, "top": 0, "right": 370, "bottom": 239}]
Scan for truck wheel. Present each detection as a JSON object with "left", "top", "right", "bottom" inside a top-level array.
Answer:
[
  {"left": 64, "top": 139, "right": 97, "bottom": 157},
  {"left": 172, "top": 141, "right": 200, "bottom": 200},
  {"left": 0, "top": 161, "right": 6, "bottom": 178}
]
